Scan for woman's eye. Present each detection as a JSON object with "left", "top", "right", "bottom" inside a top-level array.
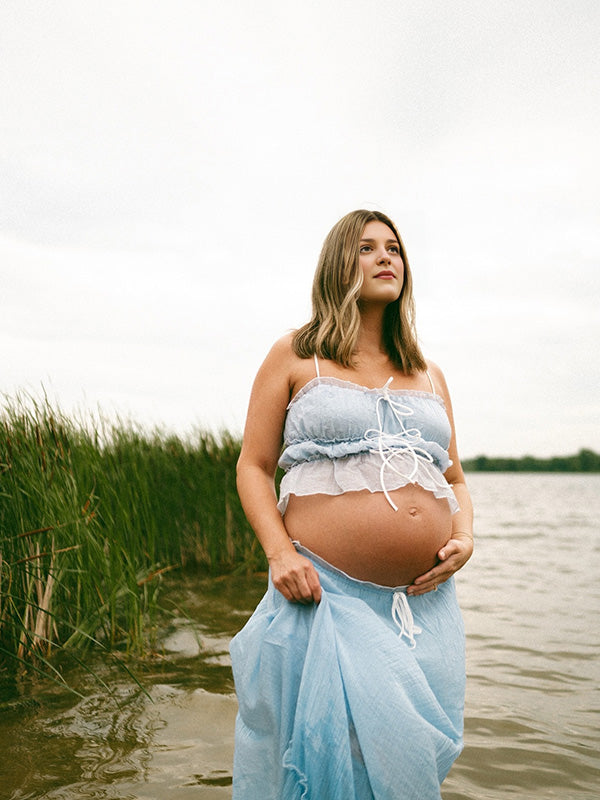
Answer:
[{"left": 360, "top": 245, "right": 371, "bottom": 253}]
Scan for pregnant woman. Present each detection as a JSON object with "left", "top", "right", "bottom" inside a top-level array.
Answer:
[{"left": 230, "top": 209, "right": 474, "bottom": 799}]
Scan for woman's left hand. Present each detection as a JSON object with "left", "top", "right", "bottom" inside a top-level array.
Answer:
[{"left": 407, "top": 532, "right": 473, "bottom": 596}]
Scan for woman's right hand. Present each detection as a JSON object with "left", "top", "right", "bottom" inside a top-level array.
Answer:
[{"left": 269, "top": 547, "right": 322, "bottom": 604}]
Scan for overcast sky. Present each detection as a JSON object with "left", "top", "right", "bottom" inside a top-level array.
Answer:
[{"left": 1, "top": 0, "right": 599, "bottom": 458}]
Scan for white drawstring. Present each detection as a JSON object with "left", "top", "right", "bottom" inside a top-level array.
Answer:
[
  {"left": 364, "top": 378, "right": 450, "bottom": 511},
  {"left": 392, "top": 591, "right": 422, "bottom": 648}
]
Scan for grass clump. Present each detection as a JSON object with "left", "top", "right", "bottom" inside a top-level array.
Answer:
[{"left": 0, "top": 393, "right": 261, "bottom": 680}]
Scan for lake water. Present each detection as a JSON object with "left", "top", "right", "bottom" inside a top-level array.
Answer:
[{"left": 1, "top": 473, "right": 599, "bottom": 799}]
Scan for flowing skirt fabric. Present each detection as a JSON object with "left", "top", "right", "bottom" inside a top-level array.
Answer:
[{"left": 229, "top": 544, "right": 465, "bottom": 800}]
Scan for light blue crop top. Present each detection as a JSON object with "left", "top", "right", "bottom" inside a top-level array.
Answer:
[{"left": 277, "top": 355, "right": 459, "bottom": 514}]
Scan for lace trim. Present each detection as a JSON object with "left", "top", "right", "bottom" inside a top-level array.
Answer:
[{"left": 288, "top": 376, "right": 446, "bottom": 411}]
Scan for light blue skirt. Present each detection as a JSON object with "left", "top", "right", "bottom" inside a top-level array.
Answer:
[{"left": 229, "top": 544, "right": 465, "bottom": 800}]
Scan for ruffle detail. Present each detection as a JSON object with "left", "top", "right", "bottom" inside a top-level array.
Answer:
[{"left": 277, "top": 451, "right": 459, "bottom": 514}]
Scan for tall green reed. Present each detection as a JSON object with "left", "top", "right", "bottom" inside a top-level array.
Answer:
[{"left": 0, "top": 393, "right": 260, "bottom": 681}]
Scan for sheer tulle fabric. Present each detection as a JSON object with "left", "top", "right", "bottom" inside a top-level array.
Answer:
[{"left": 277, "top": 450, "right": 459, "bottom": 514}]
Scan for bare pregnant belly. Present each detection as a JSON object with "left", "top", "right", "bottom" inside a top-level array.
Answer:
[{"left": 283, "top": 484, "right": 453, "bottom": 586}]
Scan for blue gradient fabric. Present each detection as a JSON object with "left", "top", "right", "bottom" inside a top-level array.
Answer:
[
  {"left": 279, "top": 379, "right": 453, "bottom": 471},
  {"left": 276, "top": 378, "right": 459, "bottom": 516},
  {"left": 230, "top": 545, "right": 465, "bottom": 800}
]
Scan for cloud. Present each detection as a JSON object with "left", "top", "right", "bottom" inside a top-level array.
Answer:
[{"left": 1, "top": 0, "right": 599, "bottom": 456}]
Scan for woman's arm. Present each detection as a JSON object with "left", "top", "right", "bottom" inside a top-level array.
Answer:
[
  {"left": 408, "top": 362, "right": 474, "bottom": 596},
  {"left": 236, "top": 336, "right": 322, "bottom": 603}
]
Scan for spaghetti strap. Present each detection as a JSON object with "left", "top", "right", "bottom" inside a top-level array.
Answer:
[
  {"left": 425, "top": 370, "right": 436, "bottom": 395},
  {"left": 313, "top": 352, "right": 321, "bottom": 378}
]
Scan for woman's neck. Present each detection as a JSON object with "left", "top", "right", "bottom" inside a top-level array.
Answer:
[{"left": 355, "top": 305, "right": 387, "bottom": 359}]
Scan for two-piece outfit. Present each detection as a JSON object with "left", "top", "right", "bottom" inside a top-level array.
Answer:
[{"left": 230, "top": 356, "right": 466, "bottom": 800}]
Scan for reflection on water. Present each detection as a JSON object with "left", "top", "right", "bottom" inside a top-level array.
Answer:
[
  {"left": 1, "top": 474, "right": 599, "bottom": 799},
  {"left": 0, "top": 573, "right": 266, "bottom": 800}
]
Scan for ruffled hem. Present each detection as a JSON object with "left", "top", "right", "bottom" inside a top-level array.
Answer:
[{"left": 277, "top": 451, "right": 459, "bottom": 515}]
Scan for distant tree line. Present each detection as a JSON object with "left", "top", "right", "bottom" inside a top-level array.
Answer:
[{"left": 462, "top": 449, "right": 600, "bottom": 472}]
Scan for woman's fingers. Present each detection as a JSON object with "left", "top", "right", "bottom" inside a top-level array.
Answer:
[
  {"left": 289, "top": 564, "right": 322, "bottom": 604},
  {"left": 407, "top": 573, "right": 441, "bottom": 596},
  {"left": 408, "top": 536, "right": 473, "bottom": 595},
  {"left": 271, "top": 554, "right": 322, "bottom": 604},
  {"left": 305, "top": 567, "right": 322, "bottom": 604}
]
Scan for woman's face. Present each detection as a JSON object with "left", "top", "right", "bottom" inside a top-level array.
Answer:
[{"left": 357, "top": 220, "right": 404, "bottom": 305}]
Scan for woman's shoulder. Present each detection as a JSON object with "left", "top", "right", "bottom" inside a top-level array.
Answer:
[
  {"left": 425, "top": 359, "right": 452, "bottom": 401},
  {"left": 256, "top": 332, "right": 307, "bottom": 382},
  {"left": 264, "top": 332, "right": 301, "bottom": 366},
  {"left": 425, "top": 358, "right": 443, "bottom": 379},
  {"left": 262, "top": 332, "right": 319, "bottom": 395},
  {"left": 271, "top": 331, "right": 295, "bottom": 354}
]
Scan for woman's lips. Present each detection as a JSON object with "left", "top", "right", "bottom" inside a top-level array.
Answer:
[{"left": 374, "top": 270, "right": 396, "bottom": 278}]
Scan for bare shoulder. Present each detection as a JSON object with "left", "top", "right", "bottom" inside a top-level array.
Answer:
[
  {"left": 258, "top": 332, "right": 300, "bottom": 378},
  {"left": 268, "top": 331, "right": 296, "bottom": 361},
  {"left": 251, "top": 332, "right": 304, "bottom": 390},
  {"left": 256, "top": 332, "right": 317, "bottom": 401},
  {"left": 425, "top": 359, "right": 450, "bottom": 396}
]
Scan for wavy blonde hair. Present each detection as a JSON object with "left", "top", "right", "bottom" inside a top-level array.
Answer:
[{"left": 293, "top": 209, "right": 427, "bottom": 373}]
